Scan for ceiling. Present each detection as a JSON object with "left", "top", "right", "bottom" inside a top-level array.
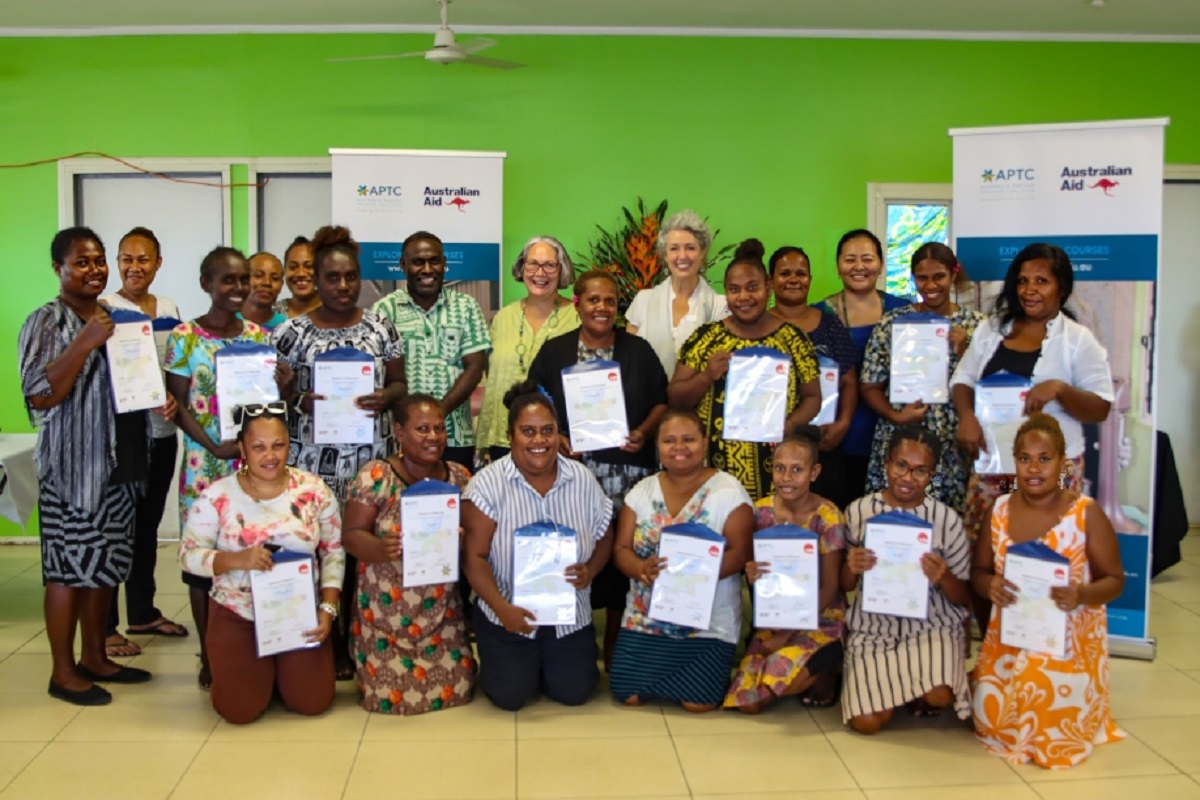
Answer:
[{"left": 2, "top": 0, "right": 1199, "bottom": 40}]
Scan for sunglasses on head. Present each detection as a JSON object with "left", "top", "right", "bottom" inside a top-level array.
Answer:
[{"left": 232, "top": 401, "right": 289, "bottom": 426}]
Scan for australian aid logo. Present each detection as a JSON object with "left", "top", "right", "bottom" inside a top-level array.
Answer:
[
  {"left": 1060, "top": 165, "right": 1131, "bottom": 194},
  {"left": 424, "top": 185, "right": 481, "bottom": 210}
]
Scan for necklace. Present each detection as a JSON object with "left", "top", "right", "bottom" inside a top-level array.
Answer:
[
  {"left": 516, "top": 299, "right": 564, "bottom": 372},
  {"left": 239, "top": 468, "right": 290, "bottom": 502}
]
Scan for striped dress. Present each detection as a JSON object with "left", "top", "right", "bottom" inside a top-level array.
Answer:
[{"left": 841, "top": 494, "right": 972, "bottom": 722}]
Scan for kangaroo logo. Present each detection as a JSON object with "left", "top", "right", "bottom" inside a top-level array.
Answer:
[
  {"left": 1090, "top": 179, "right": 1119, "bottom": 196},
  {"left": 447, "top": 197, "right": 470, "bottom": 212}
]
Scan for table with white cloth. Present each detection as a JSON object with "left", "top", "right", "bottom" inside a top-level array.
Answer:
[{"left": 0, "top": 434, "right": 39, "bottom": 530}]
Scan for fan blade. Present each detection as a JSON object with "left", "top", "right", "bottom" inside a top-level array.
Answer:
[
  {"left": 462, "top": 54, "right": 525, "bottom": 70},
  {"left": 458, "top": 37, "right": 497, "bottom": 55},
  {"left": 327, "top": 51, "right": 426, "bottom": 63}
]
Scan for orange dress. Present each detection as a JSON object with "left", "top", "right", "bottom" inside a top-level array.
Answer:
[{"left": 971, "top": 494, "right": 1124, "bottom": 768}]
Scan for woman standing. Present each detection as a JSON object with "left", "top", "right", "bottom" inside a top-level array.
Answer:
[
  {"left": 100, "top": 226, "right": 188, "bottom": 651},
  {"left": 609, "top": 410, "right": 754, "bottom": 711},
  {"left": 528, "top": 270, "right": 669, "bottom": 667},
  {"left": 815, "top": 230, "right": 910, "bottom": 499},
  {"left": 342, "top": 394, "right": 476, "bottom": 715},
  {"left": 462, "top": 381, "right": 614, "bottom": 711},
  {"left": 669, "top": 239, "right": 821, "bottom": 500},
  {"left": 626, "top": 210, "right": 728, "bottom": 377},
  {"left": 475, "top": 236, "right": 579, "bottom": 463},
  {"left": 242, "top": 251, "right": 288, "bottom": 329},
  {"left": 971, "top": 414, "right": 1125, "bottom": 768},
  {"left": 860, "top": 242, "right": 985, "bottom": 511},
  {"left": 165, "top": 246, "right": 274, "bottom": 690},
  {"left": 274, "top": 236, "right": 321, "bottom": 319},
  {"left": 19, "top": 227, "right": 166, "bottom": 705},
  {"left": 768, "top": 245, "right": 859, "bottom": 508}
]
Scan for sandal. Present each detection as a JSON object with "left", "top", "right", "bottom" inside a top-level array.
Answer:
[
  {"left": 126, "top": 618, "right": 189, "bottom": 637},
  {"left": 104, "top": 634, "right": 142, "bottom": 658},
  {"left": 799, "top": 673, "right": 841, "bottom": 708},
  {"left": 907, "top": 699, "right": 942, "bottom": 718},
  {"left": 198, "top": 663, "right": 212, "bottom": 692}
]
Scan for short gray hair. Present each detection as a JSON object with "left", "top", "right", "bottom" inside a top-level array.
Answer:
[
  {"left": 511, "top": 236, "right": 574, "bottom": 289},
  {"left": 656, "top": 210, "right": 712, "bottom": 256}
]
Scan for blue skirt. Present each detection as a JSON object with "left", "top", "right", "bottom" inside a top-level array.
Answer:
[{"left": 609, "top": 629, "right": 736, "bottom": 706}]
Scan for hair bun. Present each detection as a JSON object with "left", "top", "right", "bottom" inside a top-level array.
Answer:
[
  {"left": 310, "top": 225, "right": 359, "bottom": 256},
  {"left": 734, "top": 238, "right": 765, "bottom": 261}
]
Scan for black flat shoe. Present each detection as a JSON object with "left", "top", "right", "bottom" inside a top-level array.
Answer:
[
  {"left": 48, "top": 679, "right": 112, "bottom": 706},
  {"left": 77, "top": 665, "right": 153, "bottom": 684}
]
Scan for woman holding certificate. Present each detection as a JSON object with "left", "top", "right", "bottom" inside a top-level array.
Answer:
[
  {"left": 165, "top": 246, "right": 274, "bottom": 690},
  {"left": 342, "top": 394, "right": 476, "bottom": 715},
  {"left": 971, "top": 414, "right": 1125, "bottom": 768},
  {"left": 860, "top": 242, "right": 985, "bottom": 511},
  {"left": 609, "top": 409, "right": 754, "bottom": 711},
  {"left": 841, "top": 426, "right": 973, "bottom": 734},
  {"left": 462, "top": 381, "right": 614, "bottom": 711},
  {"left": 815, "top": 230, "right": 910, "bottom": 499},
  {"left": 180, "top": 405, "right": 344, "bottom": 724},
  {"left": 670, "top": 239, "right": 821, "bottom": 500},
  {"left": 527, "top": 270, "right": 669, "bottom": 667}
]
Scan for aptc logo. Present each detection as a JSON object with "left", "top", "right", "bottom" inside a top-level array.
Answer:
[
  {"left": 982, "top": 168, "right": 1035, "bottom": 183},
  {"left": 357, "top": 185, "right": 403, "bottom": 197}
]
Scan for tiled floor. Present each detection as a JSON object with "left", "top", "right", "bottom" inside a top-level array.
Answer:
[{"left": 1, "top": 534, "right": 1200, "bottom": 799}]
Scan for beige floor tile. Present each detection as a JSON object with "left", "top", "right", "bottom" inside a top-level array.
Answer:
[
  {"left": 864, "top": 786, "right": 1041, "bottom": 800},
  {"left": 1110, "top": 669, "right": 1200, "bottom": 717},
  {"left": 518, "top": 694, "right": 667, "bottom": 739},
  {"left": 1118, "top": 716, "right": 1200, "bottom": 773},
  {"left": 207, "top": 694, "right": 368, "bottom": 741},
  {"left": 518, "top": 736, "right": 687, "bottom": 798},
  {"left": 345, "top": 740, "right": 515, "bottom": 799},
  {"left": 1014, "top": 735, "right": 1177, "bottom": 782},
  {"left": 1152, "top": 576, "right": 1200, "bottom": 605},
  {"left": 694, "top": 793, "right": 867, "bottom": 800},
  {"left": 0, "top": 624, "right": 43, "bottom": 657},
  {"left": 674, "top": 731, "right": 856, "bottom": 795},
  {"left": 825, "top": 728, "right": 1020, "bottom": 789},
  {"left": 0, "top": 693, "right": 81, "bottom": 741},
  {"left": 1157, "top": 633, "right": 1200, "bottom": 670},
  {"left": 0, "top": 655, "right": 55, "bottom": 693},
  {"left": 1185, "top": 670, "right": 1200, "bottom": 684},
  {"left": 1109, "top": 653, "right": 1178, "bottom": 673},
  {"left": 1029, "top": 774, "right": 1200, "bottom": 799},
  {"left": 112, "top": 653, "right": 205, "bottom": 694},
  {"left": 0, "top": 743, "right": 44, "bottom": 792},
  {"left": 171, "top": 741, "right": 356, "bottom": 800},
  {"left": 1151, "top": 601, "right": 1200, "bottom": 635},
  {"left": 0, "top": 741, "right": 199, "bottom": 799},
  {"left": 662, "top": 701, "right": 819, "bottom": 737},
  {"left": 55, "top": 689, "right": 219, "bottom": 742},
  {"left": 1159, "top": 560, "right": 1200, "bottom": 579},
  {"left": 362, "top": 697, "right": 515, "bottom": 741}
]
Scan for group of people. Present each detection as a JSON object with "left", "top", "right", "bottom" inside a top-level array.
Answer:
[{"left": 17, "top": 210, "right": 1126, "bottom": 769}]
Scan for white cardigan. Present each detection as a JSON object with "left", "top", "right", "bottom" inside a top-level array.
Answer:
[
  {"left": 626, "top": 278, "right": 728, "bottom": 377},
  {"left": 951, "top": 312, "right": 1113, "bottom": 459}
]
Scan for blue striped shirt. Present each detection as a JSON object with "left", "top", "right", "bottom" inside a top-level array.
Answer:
[{"left": 463, "top": 454, "right": 613, "bottom": 638}]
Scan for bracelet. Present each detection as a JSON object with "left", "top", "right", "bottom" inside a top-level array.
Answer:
[{"left": 318, "top": 602, "right": 339, "bottom": 619}]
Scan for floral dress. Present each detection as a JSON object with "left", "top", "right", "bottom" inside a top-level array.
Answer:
[
  {"left": 972, "top": 494, "right": 1124, "bottom": 768},
  {"left": 164, "top": 319, "right": 269, "bottom": 527},
  {"left": 861, "top": 306, "right": 986, "bottom": 512},
  {"left": 724, "top": 497, "right": 847, "bottom": 708},
  {"left": 346, "top": 459, "right": 475, "bottom": 715}
]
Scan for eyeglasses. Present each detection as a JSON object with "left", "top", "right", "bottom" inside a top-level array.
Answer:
[
  {"left": 523, "top": 260, "right": 559, "bottom": 275},
  {"left": 232, "top": 401, "right": 289, "bottom": 426},
  {"left": 888, "top": 458, "right": 932, "bottom": 480}
]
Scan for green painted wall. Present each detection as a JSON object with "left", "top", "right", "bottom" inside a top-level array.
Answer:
[{"left": 1, "top": 33, "right": 1198, "bottom": 534}]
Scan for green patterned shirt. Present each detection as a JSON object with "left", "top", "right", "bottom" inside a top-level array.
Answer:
[{"left": 372, "top": 288, "right": 491, "bottom": 447}]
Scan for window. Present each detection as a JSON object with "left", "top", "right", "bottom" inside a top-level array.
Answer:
[{"left": 868, "top": 183, "right": 952, "bottom": 299}]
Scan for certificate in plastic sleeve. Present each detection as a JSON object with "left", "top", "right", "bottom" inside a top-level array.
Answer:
[
  {"left": 401, "top": 479, "right": 462, "bottom": 588},
  {"left": 561, "top": 360, "right": 629, "bottom": 453},
  {"left": 861, "top": 511, "right": 934, "bottom": 619},
  {"left": 814, "top": 356, "right": 839, "bottom": 426},
  {"left": 313, "top": 347, "right": 376, "bottom": 445},
  {"left": 251, "top": 550, "right": 320, "bottom": 657},
  {"left": 214, "top": 341, "right": 280, "bottom": 441},
  {"left": 511, "top": 522, "right": 578, "bottom": 628},
  {"left": 890, "top": 312, "right": 950, "bottom": 405},
  {"left": 753, "top": 524, "right": 821, "bottom": 630},
  {"left": 648, "top": 522, "right": 724, "bottom": 630},
  {"left": 105, "top": 309, "right": 166, "bottom": 413},
  {"left": 724, "top": 346, "right": 789, "bottom": 443},
  {"left": 1000, "top": 540, "right": 1070, "bottom": 658},
  {"left": 973, "top": 371, "right": 1033, "bottom": 475}
]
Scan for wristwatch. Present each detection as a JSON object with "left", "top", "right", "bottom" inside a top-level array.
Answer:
[{"left": 318, "top": 602, "right": 339, "bottom": 619}]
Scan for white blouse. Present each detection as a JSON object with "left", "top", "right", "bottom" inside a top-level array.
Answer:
[{"left": 627, "top": 279, "right": 728, "bottom": 377}]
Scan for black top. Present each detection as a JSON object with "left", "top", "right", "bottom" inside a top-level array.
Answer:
[
  {"left": 528, "top": 327, "right": 668, "bottom": 470},
  {"left": 981, "top": 344, "right": 1041, "bottom": 380}
]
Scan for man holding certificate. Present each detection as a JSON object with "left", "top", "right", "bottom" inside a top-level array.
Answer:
[
  {"left": 840, "top": 427, "right": 973, "bottom": 735},
  {"left": 528, "top": 270, "right": 668, "bottom": 667}
]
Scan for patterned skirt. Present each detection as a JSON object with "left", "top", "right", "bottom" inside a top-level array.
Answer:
[
  {"left": 842, "top": 626, "right": 971, "bottom": 722},
  {"left": 609, "top": 630, "right": 736, "bottom": 706},
  {"left": 39, "top": 480, "right": 136, "bottom": 588},
  {"left": 724, "top": 615, "right": 844, "bottom": 709}
]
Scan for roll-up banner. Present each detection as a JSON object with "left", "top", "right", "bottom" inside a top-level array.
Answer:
[
  {"left": 330, "top": 148, "right": 506, "bottom": 317},
  {"left": 951, "top": 118, "right": 1168, "bottom": 659}
]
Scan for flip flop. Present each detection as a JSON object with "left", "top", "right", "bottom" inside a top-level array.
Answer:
[
  {"left": 126, "top": 618, "right": 189, "bottom": 637},
  {"left": 907, "top": 699, "right": 943, "bottom": 718},
  {"left": 105, "top": 635, "right": 142, "bottom": 658},
  {"left": 799, "top": 674, "right": 841, "bottom": 708}
]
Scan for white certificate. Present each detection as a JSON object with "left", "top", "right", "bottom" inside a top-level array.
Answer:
[
  {"left": 250, "top": 552, "right": 319, "bottom": 657},
  {"left": 753, "top": 525, "right": 821, "bottom": 630},
  {"left": 724, "top": 347, "right": 789, "bottom": 443},
  {"left": 890, "top": 315, "right": 950, "bottom": 405},
  {"left": 561, "top": 360, "right": 629, "bottom": 452},
  {"left": 974, "top": 372, "right": 1033, "bottom": 475},
  {"left": 511, "top": 523, "right": 578, "bottom": 627},
  {"left": 861, "top": 513, "right": 933, "bottom": 619},
  {"left": 401, "top": 479, "right": 461, "bottom": 588},
  {"left": 814, "top": 357, "right": 839, "bottom": 426},
  {"left": 1000, "top": 544, "right": 1070, "bottom": 658},
  {"left": 105, "top": 311, "right": 166, "bottom": 413},
  {"left": 648, "top": 523, "right": 724, "bottom": 630},
  {"left": 215, "top": 344, "right": 279, "bottom": 441},
  {"left": 313, "top": 349, "right": 375, "bottom": 445}
]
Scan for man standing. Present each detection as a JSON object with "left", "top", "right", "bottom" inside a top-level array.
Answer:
[{"left": 372, "top": 231, "right": 490, "bottom": 470}]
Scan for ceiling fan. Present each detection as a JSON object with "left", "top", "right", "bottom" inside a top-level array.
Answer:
[{"left": 328, "top": 0, "right": 524, "bottom": 69}]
